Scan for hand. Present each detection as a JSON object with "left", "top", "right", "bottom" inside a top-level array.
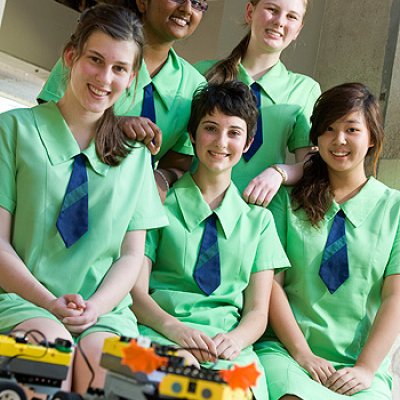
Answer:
[
  {"left": 212, "top": 333, "right": 241, "bottom": 361},
  {"left": 164, "top": 324, "right": 217, "bottom": 363},
  {"left": 48, "top": 294, "right": 86, "bottom": 320},
  {"left": 62, "top": 300, "right": 99, "bottom": 334},
  {"left": 295, "top": 351, "right": 336, "bottom": 385},
  {"left": 120, "top": 116, "right": 162, "bottom": 155},
  {"left": 326, "top": 365, "right": 374, "bottom": 396},
  {"left": 242, "top": 167, "right": 283, "bottom": 207}
]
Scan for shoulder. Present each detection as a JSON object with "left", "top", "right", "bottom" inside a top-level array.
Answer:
[
  {"left": 169, "top": 50, "right": 206, "bottom": 85},
  {"left": 193, "top": 59, "right": 218, "bottom": 76},
  {"left": 0, "top": 106, "right": 37, "bottom": 130},
  {"left": 287, "top": 70, "right": 320, "bottom": 94},
  {"left": 370, "top": 178, "right": 400, "bottom": 206}
]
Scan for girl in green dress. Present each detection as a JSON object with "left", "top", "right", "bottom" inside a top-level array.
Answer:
[
  {"left": 195, "top": 0, "right": 320, "bottom": 206},
  {"left": 256, "top": 83, "right": 400, "bottom": 399},
  {"left": 38, "top": 0, "right": 209, "bottom": 202},
  {"left": 0, "top": 4, "right": 166, "bottom": 394},
  {"left": 131, "top": 81, "right": 290, "bottom": 400}
]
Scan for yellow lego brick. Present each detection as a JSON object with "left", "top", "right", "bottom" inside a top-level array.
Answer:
[{"left": 0, "top": 335, "right": 72, "bottom": 367}]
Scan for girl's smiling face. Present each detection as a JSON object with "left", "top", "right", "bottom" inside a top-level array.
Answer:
[
  {"left": 192, "top": 109, "right": 251, "bottom": 177},
  {"left": 64, "top": 31, "right": 137, "bottom": 118},
  {"left": 317, "top": 110, "right": 374, "bottom": 178},
  {"left": 138, "top": 0, "right": 204, "bottom": 44},
  {"left": 246, "top": 0, "right": 305, "bottom": 55}
]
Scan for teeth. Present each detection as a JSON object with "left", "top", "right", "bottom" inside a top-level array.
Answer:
[
  {"left": 266, "top": 29, "right": 282, "bottom": 37},
  {"left": 89, "top": 85, "right": 108, "bottom": 96},
  {"left": 171, "top": 17, "right": 188, "bottom": 27},
  {"left": 332, "top": 151, "right": 349, "bottom": 156},
  {"left": 209, "top": 151, "right": 227, "bottom": 157}
]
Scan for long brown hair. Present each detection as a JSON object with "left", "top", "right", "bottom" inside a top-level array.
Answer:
[
  {"left": 63, "top": 4, "right": 144, "bottom": 166},
  {"left": 291, "top": 82, "right": 384, "bottom": 226},
  {"left": 205, "top": 0, "right": 308, "bottom": 84}
]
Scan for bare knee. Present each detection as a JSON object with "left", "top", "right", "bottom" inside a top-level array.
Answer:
[
  {"left": 73, "top": 331, "right": 117, "bottom": 394},
  {"left": 14, "top": 317, "right": 73, "bottom": 343}
]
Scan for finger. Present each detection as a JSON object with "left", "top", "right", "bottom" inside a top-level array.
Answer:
[
  {"left": 335, "top": 378, "right": 358, "bottom": 395},
  {"left": 343, "top": 382, "right": 363, "bottom": 396},
  {"left": 329, "top": 371, "right": 352, "bottom": 392},
  {"left": 247, "top": 186, "right": 262, "bottom": 205},
  {"left": 65, "top": 294, "right": 86, "bottom": 308},
  {"left": 308, "top": 368, "right": 321, "bottom": 384},
  {"left": 212, "top": 334, "right": 223, "bottom": 347},
  {"left": 326, "top": 369, "right": 346, "bottom": 387}
]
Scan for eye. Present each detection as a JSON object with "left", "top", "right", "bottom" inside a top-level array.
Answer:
[
  {"left": 89, "top": 56, "right": 102, "bottom": 64},
  {"left": 288, "top": 13, "right": 299, "bottom": 20},
  {"left": 347, "top": 127, "right": 359, "bottom": 133},
  {"left": 229, "top": 130, "right": 242, "bottom": 137},
  {"left": 325, "top": 126, "right": 334, "bottom": 132},
  {"left": 203, "top": 124, "right": 216, "bottom": 132},
  {"left": 113, "top": 65, "right": 128, "bottom": 74}
]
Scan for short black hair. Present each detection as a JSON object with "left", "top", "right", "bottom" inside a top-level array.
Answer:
[{"left": 188, "top": 81, "right": 258, "bottom": 146}]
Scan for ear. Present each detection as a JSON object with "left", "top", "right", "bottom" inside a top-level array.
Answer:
[
  {"left": 189, "top": 132, "right": 195, "bottom": 144},
  {"left": 63, "top": 47, "right": 76, "bottom": 69},
  {"left": 243, "top": 137, "right": 254, "bottom": 153},
  {"left": 136, "top": 0, "right": 147, "bottom": 13},
  {"left": 245, "top": 2, "right": 254, "bottom": 25}
]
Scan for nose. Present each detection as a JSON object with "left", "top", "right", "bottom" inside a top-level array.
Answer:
[
  {"left": 215, "top": 132, "right": 228, "bottom": 148},
  {"left": 272, "top": 11, "right": 285, "bottom": 27},
  {"left": 96, "top": 66, "right": 112, "bottom": 85},
  {"left": 178, "top": 0, "right": 192, "bottom": 12},
  {"left": 334, "top": 130, "right": 347, "bottom": 145}
]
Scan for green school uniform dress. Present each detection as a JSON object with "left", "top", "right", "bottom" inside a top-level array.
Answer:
[
  {"left": 195, "top": 60, "right": 321, "bottom": 192},
  {"left": 138, "top": 172, "right": 290, "bottom": 400},
  {"left": 38, "top": 49, "right": 205, "bottom": 162},
  {"left": 0, "top": 101, "right": 168, "bottom": 339},
  {"left": 255, "top": 178, "right": 400, "bottom": 399}
]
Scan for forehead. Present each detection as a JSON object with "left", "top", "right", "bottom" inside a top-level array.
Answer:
[
  {"left": 335, "top": 110, "right": 366, "bottom": 125},
  {"left": 202, "top": 109, "right": 247, "bottom": 128},
  {"left": 258, "top": 0, "right": 306, "bottom": 15},
  {"left": 83, "top": 31, "right": 137, "bottom": 65}
]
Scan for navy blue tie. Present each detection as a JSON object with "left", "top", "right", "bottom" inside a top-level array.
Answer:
[
  {"left": 56, "top": 154, "right": 88, "bottom": 248},
  {"left": 141, "top": 83, "right": 156, "bottom": 123},
  {"left": 193, "top": 214, "right": 221, "bottom": 296},
  {"left": 243, "top": 82, "right": 263, "bottom": 161},
  {"left": 319, "top": 210, "right": 349, "bottom": 293}
]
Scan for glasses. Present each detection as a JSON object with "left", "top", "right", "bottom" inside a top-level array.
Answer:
[{"left": 170, "top": 0, "right": 208, "bottom": 12}]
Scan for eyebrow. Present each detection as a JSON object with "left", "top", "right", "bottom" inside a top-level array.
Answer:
[
  {"left": 86, "top": 49, "right": 131, "bottom": 67},
  {"left": 202, "top": 120, "right": 245, "bottom": 130},
  {"left": 264, "top": 1, "right": 302, "bottom": 17}
]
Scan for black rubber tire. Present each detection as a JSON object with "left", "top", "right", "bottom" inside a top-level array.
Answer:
[
  {"left": 52, "top": 391, "right": 83, "bottom": 400},
  {"left": 0, "top": 380, "right": 27, "bottom": 400}
]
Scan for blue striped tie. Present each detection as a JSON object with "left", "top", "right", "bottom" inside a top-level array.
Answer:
[
  {"left": 193, "top": 214, "right": 221, "bottom": 296},
  {"left": 141, "top": 83, "right": 156, "bottom": 122},
  {"left": 319, "top": 210, "right": 349, "bottom": 293},
  {"left": 56, "top": 154, "right": 88, "bottom": 248},
  {"left": 243, "top": 82, "right": 263, "bottom": 161}
]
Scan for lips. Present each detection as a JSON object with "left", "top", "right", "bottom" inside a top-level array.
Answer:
[
  {"left": 331, "top": 150, "right": 350, "bottom": 157},
  {"left": 265, "top": 29, "right": 283, "bottom": 38},
  {"left": 88, "top": 84, "right": 109, "bottom": 97},
  {"left": 209, "top": 150, "right": 229, "bottom": 158},
  {"left": 170, "top": 16, "right": 189, "bottom": 27}
]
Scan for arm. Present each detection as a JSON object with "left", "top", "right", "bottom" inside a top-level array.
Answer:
[
  {"left": 213, "top": 270, "right": 273, "bottom": 361},
  {"left": 131, "top": 257, "right": 217, "bottom": 363},
  {"left": 242, "top": 146, "right": 313, "bottom": 207},
  {"left": 155, "top": 150, "right": 193, "bottom": 203},
  {"left": 63, "top": 230, "right": 146, "bottom": 333},
  {"left": 0, "top": 207, "right": 82, "bottom": 319},
  {"left": 269, "top": 276, "right": 336, "bottom": 384},
  {"left": 327, "top": 274, "right": 400, "bottom": 395}
]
